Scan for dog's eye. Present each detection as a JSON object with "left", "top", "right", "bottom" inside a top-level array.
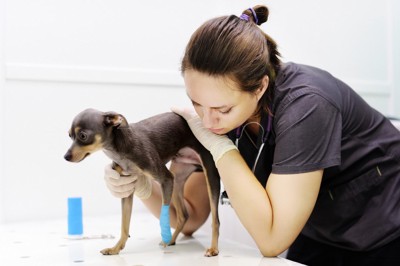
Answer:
[{"left": 78, "top": 131, "right": 88, "bottom": 141}]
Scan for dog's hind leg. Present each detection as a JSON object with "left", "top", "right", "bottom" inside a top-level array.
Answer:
[
  {"left": 202, "top": 156, "right": 221, "bottom": 257},
  {"left": 168, "top": 162, "right": 198, "bottom": 245}
]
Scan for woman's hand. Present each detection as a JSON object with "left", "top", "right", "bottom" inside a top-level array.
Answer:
[
  {"left": 104, "top": 163, "right": 152, "bottom": 199},
  {"left": 171, "top": 107, "right": 237, "bottom": 164}
]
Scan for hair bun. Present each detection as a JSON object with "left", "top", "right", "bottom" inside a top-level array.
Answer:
[{"left": 241, "top": 5, "right": 269, "bottom": 26}]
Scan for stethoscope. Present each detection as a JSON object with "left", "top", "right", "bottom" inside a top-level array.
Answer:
[
  {"left": 220, "top": 113, "right": 272, "bottom": 205},
  {"left": 235, "top": 113, "right": 272, "bottom": 173}
]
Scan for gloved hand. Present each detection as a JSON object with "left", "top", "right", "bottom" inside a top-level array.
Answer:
[
  {"left": 171, "top": 107, "right": 237, "bottom": 164},
  {"left": 104, "top": 163, "right": 153, "bottom": 199}
]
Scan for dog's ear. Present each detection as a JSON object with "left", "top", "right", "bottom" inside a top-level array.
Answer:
[{"left": 103, "top": 112, "right": 129, "bottom": 128}]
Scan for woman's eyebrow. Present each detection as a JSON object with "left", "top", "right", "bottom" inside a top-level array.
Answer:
[
  {"left": 190, "top": 99, "right": 230, "bottom": 110},
  {"left": 187, "top": 94, "right": 231, "bottom": 109}
]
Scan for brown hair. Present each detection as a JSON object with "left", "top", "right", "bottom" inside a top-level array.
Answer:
[{"left": 181, "top": 5, "right": 281, "bottom": 116}]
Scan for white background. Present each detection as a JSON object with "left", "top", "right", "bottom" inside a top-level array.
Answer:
[{"left": 0, "top": 0, "right": 399, "bottom": 247}]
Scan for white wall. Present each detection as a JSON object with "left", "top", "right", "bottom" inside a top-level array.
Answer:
[
  {"left": 0, "top": 0, "right": 399, "bottom": 247},
  {"left": 0, "top": 0, "right": 5, "bottom": 223},
  {"left": 394, "top": 0, "right": 400, "bottom": 115}
]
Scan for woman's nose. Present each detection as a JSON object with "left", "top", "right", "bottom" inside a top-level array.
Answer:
[{"left": 202, "top": 109, "right": 217, "bottom": 129}]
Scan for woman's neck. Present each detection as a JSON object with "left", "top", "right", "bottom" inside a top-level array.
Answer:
[
  {"left": 245, "top": 106, "right": 269, "bottom": 136},
  {"left": 245, "top": 116, "right": 262, "bottom": 136}
]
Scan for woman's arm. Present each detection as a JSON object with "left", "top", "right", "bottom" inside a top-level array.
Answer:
[
  {"left": 217, "top": 149, "right": 322, "bottom": 256},
  {"left": 171, "top": 107, "right": 323, "bottom": 255}
]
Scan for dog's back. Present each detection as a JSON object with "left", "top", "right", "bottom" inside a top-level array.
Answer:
[{"left": 109, "top": 112, "right": 207, "bottom": 170}]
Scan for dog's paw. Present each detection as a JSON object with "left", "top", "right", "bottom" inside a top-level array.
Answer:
[
  {"left": 159, "top": 240, "right": 176, "bottom": 247},
  {"left": 100, "top": 247, "right": 121, "bottom": 255},
  {"left": 204, "top": 248, "right": 219, "bottom": 257},
  {"left": 159, "top": 240, "right": 168, "bottom": 247}
]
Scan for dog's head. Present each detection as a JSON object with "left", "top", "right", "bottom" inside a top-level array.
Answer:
[{"left": 64, "top": 108, "right": 128, "bottom": 162}]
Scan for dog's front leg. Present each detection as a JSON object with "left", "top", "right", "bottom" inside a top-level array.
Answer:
[
  {"left": 158, "top": 169, "right": 175, "bottom": 247},
  {"left": 100, "top": 193, "right": 133, "bottom": 255}
]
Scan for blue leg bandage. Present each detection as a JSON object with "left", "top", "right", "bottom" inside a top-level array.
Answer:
[{"left": 160, "top": 205, "right": 172, "bottom": 244}]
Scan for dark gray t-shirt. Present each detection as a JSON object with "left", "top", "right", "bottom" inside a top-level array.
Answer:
[{"left": 228, "top": 62, "right": 400, "bottom": 251}]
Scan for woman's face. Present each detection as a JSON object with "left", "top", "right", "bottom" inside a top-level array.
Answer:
[{"left": 184, "top": 70, "right": 264, "bottom": 135}]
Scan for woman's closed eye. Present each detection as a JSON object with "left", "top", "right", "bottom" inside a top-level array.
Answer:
[{"left": 219, "top": 107, "right": 232, "bottom": 114}]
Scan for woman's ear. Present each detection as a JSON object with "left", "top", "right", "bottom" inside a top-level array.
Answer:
[{"left": 256, "top": 75, "right": 269, "bottom": 101}]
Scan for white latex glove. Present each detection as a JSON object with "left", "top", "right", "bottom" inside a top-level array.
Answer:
[
  {"left": 104, "top": 163, "right": 152, "bottom": 199},
  {"left": 171, "top": 107, "right": 237, "bottom": 164}
]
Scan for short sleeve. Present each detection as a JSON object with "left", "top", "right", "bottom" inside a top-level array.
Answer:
[{"left": 272, "top": 93, "right": 342, "bottom": 174}]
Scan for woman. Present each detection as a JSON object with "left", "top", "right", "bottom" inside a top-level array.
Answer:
[{"left": 104, "top": 5, "right": 400, "bottom": 265}]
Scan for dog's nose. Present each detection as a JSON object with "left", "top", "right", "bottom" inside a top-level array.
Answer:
[{"left": 64, "top": 152, "right": 72, "bottom": 161}]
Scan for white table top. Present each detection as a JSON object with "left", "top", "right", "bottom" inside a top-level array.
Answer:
[{"left": 0, "top": 212, "right": 304, "bottom": 266}]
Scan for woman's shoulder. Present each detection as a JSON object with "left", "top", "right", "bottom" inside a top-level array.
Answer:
[
  {"left": 276, "top": 62, "right": 337, "bottom": 87},
  {"left": 273, "top": 62, "right": 347, "bottom": 114}
]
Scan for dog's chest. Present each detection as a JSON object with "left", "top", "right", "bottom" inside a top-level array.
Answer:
[{"left": 103, "top": 149, "right": 146, "bottom": 176}]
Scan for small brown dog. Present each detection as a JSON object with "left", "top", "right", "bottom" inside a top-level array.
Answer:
[{"left": 64, "top": 108, "right": 220, "bottom": 256}]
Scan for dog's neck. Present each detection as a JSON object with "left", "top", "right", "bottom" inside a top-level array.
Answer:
[
  {"left": 112, "top": 127, "right": 137, "bottom": 152},
  {"left": 102, "top": 126, "right": 144, "bottom": 174}
]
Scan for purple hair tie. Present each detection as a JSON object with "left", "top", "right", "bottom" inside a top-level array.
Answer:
[
  {"left": 240, "top": 7, "right": 258, "bottom": 24},
  {"left": 248, "top": 7, "right": 259, "bottom": 24},
  {"left": 239, "top": 14, "right": 250, "bottom": 21}
]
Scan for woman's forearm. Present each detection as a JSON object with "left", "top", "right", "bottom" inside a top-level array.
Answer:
[
  {"left": 216, "top": 149, "right": 309, "bottom": 256},
  {"left": 216, "top": 149, "right": 322, "bottom": 256},
  {"left": 216, "top": 150, "right": 279, "bottom": 255}
]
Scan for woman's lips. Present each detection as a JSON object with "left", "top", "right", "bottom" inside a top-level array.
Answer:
[{"left": 209, "top": 128, "right": 225, "bottom": 134}]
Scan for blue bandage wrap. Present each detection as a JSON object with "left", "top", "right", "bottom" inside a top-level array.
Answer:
[{"left": 160, "top": 205, "right": 172, "bottom": 244}]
